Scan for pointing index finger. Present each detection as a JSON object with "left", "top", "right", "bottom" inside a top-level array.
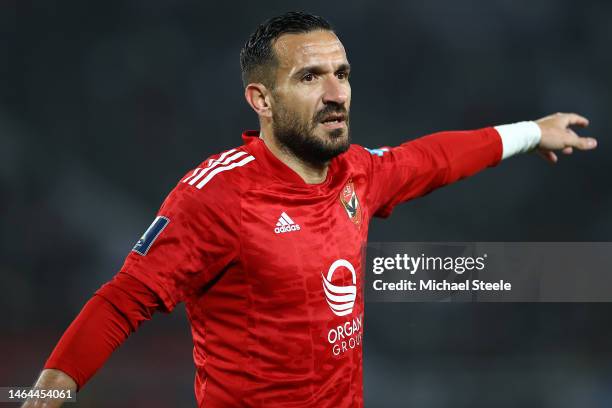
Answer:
[{"left": 570, "top": 134, "right": 598, "bottom": 150}]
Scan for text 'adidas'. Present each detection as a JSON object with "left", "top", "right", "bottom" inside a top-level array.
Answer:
[{"left": 275, "top": 212, "right": 301, "bottom": 234}]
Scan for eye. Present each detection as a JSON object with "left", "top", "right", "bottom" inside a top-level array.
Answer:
[
  {"left": 336, "top": 71, "right": 349, "bottom": 80},
  {"left": 302, "top": 73, "right": 315, "bottom": 82}
]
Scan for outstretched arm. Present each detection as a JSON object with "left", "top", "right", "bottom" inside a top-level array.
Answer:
[
  {"left": 363, "top": 111, "right": 597, "bottom": 217},
  {"left": 21, "top": 164, "right": 239, "bottom": 407}
]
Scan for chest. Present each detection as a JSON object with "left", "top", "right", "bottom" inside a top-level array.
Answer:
[{"left": 239, "top": 176, "right": 369, "bottom": 301}]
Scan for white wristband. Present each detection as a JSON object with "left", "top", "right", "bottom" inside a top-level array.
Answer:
[{"left": 495, "top": 121, "right": 542, "bottom": 160}]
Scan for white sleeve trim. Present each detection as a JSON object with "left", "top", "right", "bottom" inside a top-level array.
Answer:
[{"left": 495, "top": 121, "right": 542, "bottom": 160}]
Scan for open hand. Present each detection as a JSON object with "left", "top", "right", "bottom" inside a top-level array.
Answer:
[{"left": 535, "top": 112, "right": 597, "bottom": 163}]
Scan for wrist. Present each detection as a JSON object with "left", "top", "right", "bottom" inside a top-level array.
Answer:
[{"left": 494, "top": 121, "right": 542, "bottom": 159}]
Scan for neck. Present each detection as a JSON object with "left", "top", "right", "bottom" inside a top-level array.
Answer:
[{"left": 259, "top": 126, "right": 329, "bottom": 185}]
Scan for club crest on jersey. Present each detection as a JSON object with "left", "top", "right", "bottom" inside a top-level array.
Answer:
[{"left": 339, "top": 180, "right": 361, "bottom": 227}]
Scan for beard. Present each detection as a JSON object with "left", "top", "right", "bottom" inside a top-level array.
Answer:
[{"left": 272, "top": 102, "right": 350, "bottom": 166}]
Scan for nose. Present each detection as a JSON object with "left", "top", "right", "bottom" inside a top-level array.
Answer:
[{"left": 322, "top": 76, "right": 348, "bottom": 106}]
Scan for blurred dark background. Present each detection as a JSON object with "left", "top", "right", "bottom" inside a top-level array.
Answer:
[{"left": 2, "top": 1, "right": 612, "bottom": 407}]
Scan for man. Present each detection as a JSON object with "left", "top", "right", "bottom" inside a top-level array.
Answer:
[{"left": 24, "top": 11, "right": 596, "bottom": 408}]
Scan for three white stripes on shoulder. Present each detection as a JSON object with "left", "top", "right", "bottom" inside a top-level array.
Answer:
[{"left": 182, "top": 149, "right": 255, "bottom": 189}]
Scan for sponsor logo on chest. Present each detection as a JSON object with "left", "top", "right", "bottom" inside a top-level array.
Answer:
[{"left": 322, "top": 259, "right": 363, "bottom": 357}]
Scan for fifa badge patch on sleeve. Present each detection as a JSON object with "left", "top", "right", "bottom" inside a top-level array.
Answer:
[
  {"left": 132, "top": 216, "right": 170, "bottom": 256},
  {"left": 364, "top": 147, "right": 389, "bottom": 157},
  {"left": 340, "top": 180, "right": 362, "bottom": 227}
]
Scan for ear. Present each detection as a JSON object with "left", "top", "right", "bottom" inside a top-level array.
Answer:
[{"left": 244, "top": 83, "right": 273, "bottom": 118}]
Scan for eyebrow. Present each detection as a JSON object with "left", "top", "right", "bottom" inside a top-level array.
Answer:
[{"left": 293, "top": 63, "right": 351, "bottom": 79}]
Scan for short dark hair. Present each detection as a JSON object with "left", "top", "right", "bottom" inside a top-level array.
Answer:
[{"left": 240, "top": 11, "right": 333, "bottom": 88}]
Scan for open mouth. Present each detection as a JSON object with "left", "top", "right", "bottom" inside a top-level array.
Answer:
[
  {"left": 320, "top": 114, "right": 347, "bottom": 129},
  {"left": 320, "top": 114, "right": 346, "bottom": 125}
]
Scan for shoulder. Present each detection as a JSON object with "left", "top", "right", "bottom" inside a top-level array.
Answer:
[
  {"left": 345, "top": 144, "right": 391, "bottom": 160},
  {"left": 339, "top": 143, "right": 390, "bottom": 171},
  {"left": 159, "top": 145, "right": 258, "bottom": 219},
  {"left": 179, "top": 145, "right": 258, "bottom": 195}
]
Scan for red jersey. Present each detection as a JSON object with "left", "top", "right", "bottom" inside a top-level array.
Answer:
[{"left": 120, "top": 129, "right": 502, "bottom": 407}]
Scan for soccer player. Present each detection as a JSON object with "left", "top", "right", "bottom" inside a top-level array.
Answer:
[{"left": 23, "top": 11, "right": 596, "bottom": 408}]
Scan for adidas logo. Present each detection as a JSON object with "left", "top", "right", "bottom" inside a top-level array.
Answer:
[{"left": 274, "top": 212, "right": 301, "bottom": 234}]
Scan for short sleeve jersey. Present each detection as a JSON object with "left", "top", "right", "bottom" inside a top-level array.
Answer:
[{"left": 120, "top": 129, "right": 502, "bottom": 407}]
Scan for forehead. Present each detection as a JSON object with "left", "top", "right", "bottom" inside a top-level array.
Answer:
[{"left": 273, "top": 30, "right": 347, "bottom": 69}]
